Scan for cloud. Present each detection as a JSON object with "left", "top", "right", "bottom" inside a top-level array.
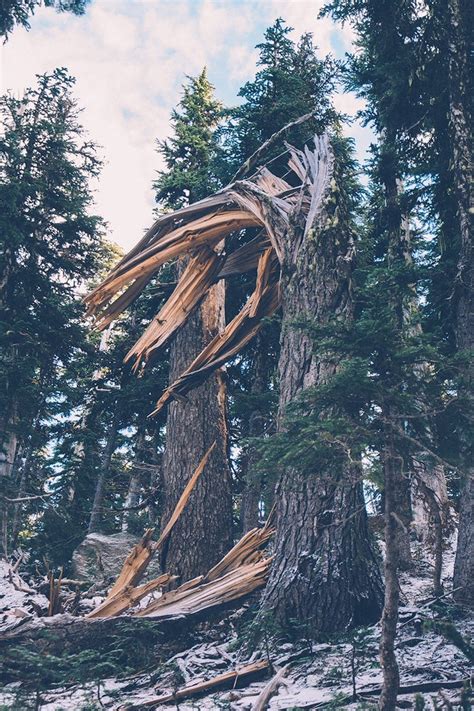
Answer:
[{"left": 1, "top": 0, "right": 370, "bottom": 251}]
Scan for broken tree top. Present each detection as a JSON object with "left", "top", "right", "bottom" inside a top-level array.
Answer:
[{"left": 85, "top": 133, "right": 334, "bottom": 414}]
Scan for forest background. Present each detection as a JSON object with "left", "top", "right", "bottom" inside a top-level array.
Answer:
[{"left": 0, "top": 0, "right": 472, "bottom": 709}]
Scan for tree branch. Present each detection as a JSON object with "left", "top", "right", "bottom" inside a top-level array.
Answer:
[{"left": 232, "top": 110, "right": 316, "bottom": 181}]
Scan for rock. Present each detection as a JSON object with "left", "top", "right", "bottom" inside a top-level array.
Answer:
[{"left": 71, "top": 532, "right": 162, "bottom": 584}]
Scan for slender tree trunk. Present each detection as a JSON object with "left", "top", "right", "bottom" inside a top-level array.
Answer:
[
  {"left": 121, "top": 473, "right": 141, "bottom": 533},
  {"left": 88, "top": 409, "right": 121, "bottom": 535},
  {"left": 383, "top": 172, "right": 413, "bottom": 571},
  {"left": 0, "top": 394, "right": 18, "bottom": 558},
  {"left": 11, "top": 455, "right": 28, "bottom": 548},
  {"left": 379, "top": 429, "right": 401, "bottom": 711},
  {"left": 161, "top": 267, "right": 232, "bottom": 581},
  {"left": 121, "top": 430, "right": 146, "bottom": 533},
  {"left": 261, "top": 140, "right": 384, "bottom": 636},
  {"left": 446, "top": 0, "right": 473, "bottom": 608}
]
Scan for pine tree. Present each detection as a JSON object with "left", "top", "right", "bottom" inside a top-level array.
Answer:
[
  {"left": 0, "top": 69, "right": 108, "bottom": 557},
  {"left": 438, "top": 0, "right": 473, "bottom": 609},
  {"left": 322, "top": 0, "right": 470, "bottom": 703},
  {"left": 223, "top": 21, "right": 338, "bottom": 530},
  {"left": 1, "top": 0, "right": 89, "bottom": 39},
  {"left": 154, "top": 69, "right": 233, "bottom": 580}
]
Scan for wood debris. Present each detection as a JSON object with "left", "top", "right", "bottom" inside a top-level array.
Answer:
[
  {"left": 87, "top": 443, "right": 216, "bottom": 618},
  {"left": 86, "top": 442, "right": 274, "bottom": 621},
  {"left": 251, "top": 664, "right": 290, "bottom": 711},
  {"left": 89, "top": 517, "right": 274, "bottom": 620},
  {"left": 150, "top": 273, "right": 280, "bottom": 415},
  {"left": 122, "top": 659, "right": 270, "bottom": 709}
]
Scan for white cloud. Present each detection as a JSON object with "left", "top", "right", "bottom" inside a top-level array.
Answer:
[{"left": 1, "top": 0, "right": 370, "bottom": 251}]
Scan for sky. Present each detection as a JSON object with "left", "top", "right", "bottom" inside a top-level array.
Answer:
[{"left": 0, "top": 0, "right": 370, "bottom": 251}]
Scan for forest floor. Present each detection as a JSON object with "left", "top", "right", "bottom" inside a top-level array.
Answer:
[{"left": 0, "top": 537, "right": 472, "bottom": 710}]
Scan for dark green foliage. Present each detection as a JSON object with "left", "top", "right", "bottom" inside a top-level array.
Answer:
[
  {"left": 219, "top": 18, "right": 339, "bottom": 181},
  {"left": 0, "top": 621, "right": 165, "bottom": 707},
  {"left": 154, "top": 68, "right": 222, "bottom": 209},
  {"left": 0, "top": 0, "right": 89, "bottom": 40},
  {"left": 0, "top": 68, "right": 109, "bottom": 555},
  {"left": 0, "top": 70, "right": 170, "bottom": 566}
]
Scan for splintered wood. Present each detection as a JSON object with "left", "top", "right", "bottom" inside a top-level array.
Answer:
[
  {"left": 87, "top": 443, "right": 217, "bottom": 619},
  {"left": 88, "top": 521, "right": 274, "bottom": 620},
  {"left": 87, "top": 444, "right": 274, "bottom": 620},
  {"left": 85, "top": 136, "right": 331, "bottom": 414}
]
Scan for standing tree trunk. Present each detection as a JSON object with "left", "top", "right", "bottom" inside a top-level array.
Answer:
[
  {"left": 447, "top": 0, "right": 473, "bottom": 608},
  {"left": 261, "top": 137, "right": 384, "bottom": 637},
  {"left": 240, "top": 333, "right": 273, "bottom": 533},
  {"left": 88, "top": 409, "right": 121, "bottom": 534},
  {"left": 121, "top": 429, "right": 147, "bottom": 533},
  {"left": 161, "top": 269, "right": 232, "bottom": 581},
  {"left": 0, "top": 393, "right": 18, "bottom": 558},
  {"left": 379, "top": 428, "right": 401, "bottom": 711}
]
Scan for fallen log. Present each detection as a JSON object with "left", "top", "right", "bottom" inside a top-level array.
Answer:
[
  {"left": 121, "top": 659, "right": 270, "bottom": 709},
  {"left": 86, "top": 573, "right": 174, "bottom": 619},
  {"left": 135, "top": 557, "right": 271, "bottom": 618},
  {"left": 0, "top": 613, "right": 196, "bottom": 684}
]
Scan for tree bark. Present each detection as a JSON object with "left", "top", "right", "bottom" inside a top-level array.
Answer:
[
  {"left": 240, "top": 333, "right": 271, "bottom": 533},
  {"left": 0, "top": 394, "right": 19, "bottom": 558},
  {"left": 261, "top": 140, "right": 384, "bottom": 637},
  {"left": 379, "top": 428, "right": 402, "bottom": 711},
  {"left": 447, "top": 0, "right": 473, "bottom": 609},
  {"left": 161, "top": 267, "right": 232, "bottom": 581}
]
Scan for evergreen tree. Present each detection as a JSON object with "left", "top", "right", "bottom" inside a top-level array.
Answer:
[
  {"left": 223, "top": 20, "right": 339, "bottom": 530},
  {"left": 154, "top": 68, "right": 222, "bottom": 208},
  {"left": 260, "top": 134, "right": 384, "bottom": 637},
  {"left": 1, "top": 0, "right": 89, "bottom": 39},
  {"left": 322, "top": 0, "right": 472, "bottom": 703},
  {"left": 0, "top": 68, "right": 108, "bottom": 557}
]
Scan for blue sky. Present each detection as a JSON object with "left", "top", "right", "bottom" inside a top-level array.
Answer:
[{"left": 1, "top": 0, "right": 370, "bottom": 250}]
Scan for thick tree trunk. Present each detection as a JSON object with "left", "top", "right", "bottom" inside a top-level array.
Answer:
[
  {"left": 261, "top": 140, "right": 384, "bottom": 637},
  {"left": 161, "top": 269, "right": 232, "bottom": 581},
  {"left": 447, "top": 0, "right": 473, "bottom": 608},
  {"left": 240, "top": 334, "right": 271, "bottom": 533}
]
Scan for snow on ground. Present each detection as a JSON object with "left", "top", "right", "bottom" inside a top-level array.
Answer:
[
  {"left": 0, "top": 538, "right": 472, "bottom": 709},
  {"left": 0, "top": 560, "right": 49, "bottom": 629}
]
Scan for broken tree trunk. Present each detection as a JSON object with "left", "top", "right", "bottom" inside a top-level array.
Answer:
[
  {"left": 260, "top": 136, "right": 384, "bottom": 637},
  {"left": 160, "top": 258, "right": 233, "bottom": 581},
  {"left": 85, "top": 133, "right": 384, "bottom": 639}
]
